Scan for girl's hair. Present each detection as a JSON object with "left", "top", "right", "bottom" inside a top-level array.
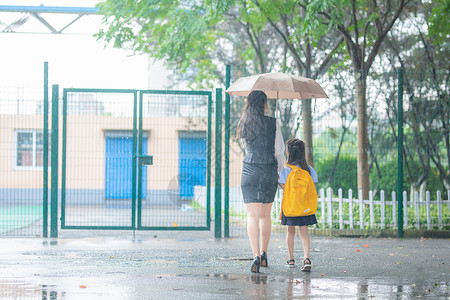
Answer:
[
  {"left": 236, "top": 90, "right": 267, "bottom": 140},
  {"left": 286, "top": 138, "right": 310, "bottom": 174}
]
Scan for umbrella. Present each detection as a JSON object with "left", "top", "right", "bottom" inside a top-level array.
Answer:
[{"left": 225, "top": 72, "right": 328, "bottom": 99}]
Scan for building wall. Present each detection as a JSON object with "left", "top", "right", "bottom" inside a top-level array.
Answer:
[{"left": 0, "top": 114, "right": 244, "bottom": 192}]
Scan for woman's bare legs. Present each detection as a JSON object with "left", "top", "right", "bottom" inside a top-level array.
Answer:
[
  {"left": 298, "top": 226, "right": 310, "bottom": 259},
  {"left": 286, "top": 226, "right": 296, "bottom": 261},
  {"left": 260, "top": 202, "right": 273, "bottom": 253},
  {"left": 246, "top": 203, "right": 261, "bottom": 258}
]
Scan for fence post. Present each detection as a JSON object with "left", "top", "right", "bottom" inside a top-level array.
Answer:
[
  {"left": 448, "top": 191, "right": 450, "bottom": 223},
  {"left": 43, "top": 61, "right": 49, "bottom": 238},
  {"left": 214, "top": 88, "right": 222, "bottom": 238},
  {"left": 437, "top": 191, "right": 442, "bottom": 230},
  {"left": 403, "top": 191, "right": 408, "bottom": 230},
  {"left": 415, "top": 191, "right": 420, "bottom": 230},
  {"left": 448, "top": 191, "right": 450, "bottom": 228},
  {"left": 426, "top": 191, "right": 431, "bottom": 230},
  {"left": 338, "top": 189, "right": 343, "bottom": 230},
  {"left": 349, "top": 189, "right": 353, "bottom": 229},
  {"left": 397, "top": 68, "right": 404, "bottom": 238},
  {"left": 392, "top": 191, "right": 397, "bottom": 229},
  {"left": 381, "top": 190, "right": 385, "bottom": 229},
  {"left": 50, "top": 85, "right": 59, "bottom": 238},
  {"left": 320, "top": 189, "right": 325, "bottom": 228},
  {"left": 359, "top": 189, "right": 364, "bottom": 229},
  {"left": 224, "top": 65, "right": 230, "bottom": 238},
  {"left": 369, "top": 190, "right": 374, "bottom": 228},
  {"left": 327, "top": 188, "right": 333, "bottom": 228}
]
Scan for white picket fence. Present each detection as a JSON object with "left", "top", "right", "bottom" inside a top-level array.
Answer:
[
  {"left": 194, "top": 186, "right": 450, "bottom": 230},
  {"left": 272, "top": 188, "right": 450, "bottom": 230}
]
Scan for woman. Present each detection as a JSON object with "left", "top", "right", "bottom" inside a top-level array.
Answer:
[{"left": 237, "top": 90, "right": 285, "bottom": 273}]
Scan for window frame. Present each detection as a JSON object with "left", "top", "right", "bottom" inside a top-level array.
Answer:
[{"left": 14, "top": 129, "right": 50, "bottom": 170}]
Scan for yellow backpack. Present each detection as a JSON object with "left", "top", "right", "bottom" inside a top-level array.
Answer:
[{"left": 280, "top": 164, "right": 318, "bottom": 218}]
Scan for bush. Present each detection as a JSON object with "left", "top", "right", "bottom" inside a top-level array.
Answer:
[
  {"left": 315, "top": 156, "right": 357, "bottom": 197},
  {"left": 370, "top": 160, "right": 446, "bottom": 195}
]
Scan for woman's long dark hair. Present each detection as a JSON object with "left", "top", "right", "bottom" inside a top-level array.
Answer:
[
  {"left": 236, "top": 90, "right": 267, "bottom": 140},
  {"left": 286, "top": 138, "right": 310, "bottom": 174}
]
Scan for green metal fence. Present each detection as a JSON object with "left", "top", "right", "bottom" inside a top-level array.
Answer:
[
  {"left": 0, "top": 85, "right": 47, "bottom": 236},
  {"left": 59, "top": 88, "right": 212, "bottom": 233},
  {"left": 1, "top": 65, "right": 448, "bottom": 238}
]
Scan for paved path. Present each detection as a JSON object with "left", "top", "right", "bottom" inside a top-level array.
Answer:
[{"left": 0, "top": 231, "right": 449, "bottom": 299}]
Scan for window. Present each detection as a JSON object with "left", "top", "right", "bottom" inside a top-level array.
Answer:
[{"left": 16, "top": 130, "right": 51, "bottom": 168}]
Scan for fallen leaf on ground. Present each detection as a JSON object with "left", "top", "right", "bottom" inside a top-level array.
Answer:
[
  {"left": 344, "top": 270, "right": 347, "bottom": 273},
  {"left": 80, "top": 285, "right": 86, "bottom": 288},
  {"left": 364, "top": 244, "right": 369, "bottom": 247},
  {"left": 157, "top": 276, "right": 162, "bottom": 278},
  {"left": 397, "top": 246, "right": 404, "bottom": 249},
  {"left": 321, "top": 273, "right": 325, "bottom": 276},
  {"left": 425, "top": 289, "right": 431, "bottom": 293},
  {"left": 356, "top": 249, "right": 361, "bottom": 252},
  {"left": 173, "top": 222, "right": 178, "bottom": 227}
]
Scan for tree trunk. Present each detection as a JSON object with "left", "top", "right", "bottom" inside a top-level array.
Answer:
[
  {"left": 302, "top": 99, "right": 314, "bottom": 167},
  {"left": 355, "top": 75, "right": 370, "bottom": 199}
]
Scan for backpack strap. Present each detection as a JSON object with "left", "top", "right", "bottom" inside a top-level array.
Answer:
[{"left": 285, "top": 164, "right": 298, "bottom": 171}]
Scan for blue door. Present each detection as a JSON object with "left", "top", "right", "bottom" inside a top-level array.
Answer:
[
  {"left": 179, "top": 135, "right": 206, "bottom": 199},
  {"left": 105, "top": 135, "right": 147, "bottom": 199}
]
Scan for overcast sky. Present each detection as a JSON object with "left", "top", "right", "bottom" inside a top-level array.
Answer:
[{"left": 0, "top": 0, "right": 170, "bottom": 90}]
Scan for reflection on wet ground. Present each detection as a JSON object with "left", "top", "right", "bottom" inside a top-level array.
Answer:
[
  {"left": 1, "top": 274, "right": 448, "bottom": 299},
  {"left": 1, "top": 236, "right": 449, "bottom": 299}
]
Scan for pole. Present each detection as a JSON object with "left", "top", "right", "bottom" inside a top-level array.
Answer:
[
  {"left": 43, "top": 61, "right": 49, "bottom": 238},
  {"left": 50, "top": 85, "right": 59, "bottom": 238},
  {"left": 224, "top": 65, "right": 230, "bottom": 238},
  {"left": 215, "top": 88, "right": 223, "bottom": 238},
  {"left": 397, "top": 68, "right": 404, "bottom": 238}
]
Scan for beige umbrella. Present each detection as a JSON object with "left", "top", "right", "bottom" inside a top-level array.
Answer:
[{"left": 225, "top": 72, "right": 328, "bottom": 99}]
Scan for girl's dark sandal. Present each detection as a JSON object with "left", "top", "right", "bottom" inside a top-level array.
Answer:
[
  {"left": 301, "top": 258, "right": 311, "bottom": 272},
  {"left": 286, "top": 259, "right": 295, "bottom": 268}
]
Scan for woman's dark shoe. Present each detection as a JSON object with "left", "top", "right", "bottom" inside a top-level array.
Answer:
[
  {"left": 251, "top": 256, "right": 261, "bottom": 273},
  {"left": 301, "top": 258, "right": 311, "bottom": 272},
  {"left": 260, "top": 251, "right": 268, "bottom": 267}
]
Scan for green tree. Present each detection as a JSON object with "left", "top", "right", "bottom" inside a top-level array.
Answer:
[
  {"left": 303, "top": 0, "right": 407, "bottom": 199},
  {"left": 381, "top": 0, "right": 449, "bottom": 191}
]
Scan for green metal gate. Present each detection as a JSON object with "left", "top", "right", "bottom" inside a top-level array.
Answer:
[{"left": 60, "top": 88, "right": 212, "bottom": 231}]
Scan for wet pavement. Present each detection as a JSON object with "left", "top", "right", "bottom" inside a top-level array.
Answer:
[{"left": 0, "top": 231, "right": 449, "bottom": 299}]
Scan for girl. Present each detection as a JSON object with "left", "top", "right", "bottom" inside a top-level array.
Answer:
[
  {"left": 278, "top": 138, "right": 318, "bottom": 272},
  {"left": 237, "top": 90, "right": 285, "bottom": 273}
]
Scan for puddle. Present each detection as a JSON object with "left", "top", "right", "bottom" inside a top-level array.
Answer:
[{"left": 1, "top": 275, "right": 448, "bottom": 299}]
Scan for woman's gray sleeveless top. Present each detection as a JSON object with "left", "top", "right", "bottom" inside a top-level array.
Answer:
[{"left": 243, "top": 116, "right": 277, "bottom": 165}]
